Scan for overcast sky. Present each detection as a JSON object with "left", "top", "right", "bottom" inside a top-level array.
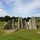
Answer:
[{"left": 0, "top": 0, "right": 40, "bottom": 17}]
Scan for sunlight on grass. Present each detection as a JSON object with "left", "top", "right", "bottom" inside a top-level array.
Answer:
[{"left": 0, "top": 29, "right": 40, "bottom": 40}]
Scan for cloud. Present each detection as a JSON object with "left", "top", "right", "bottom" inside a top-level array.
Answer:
[
  {"left": 12, "top": 0, "right": 40, "bottom": 17},
  {"left": 0, "top": 1, "right": 3, "bottom": 8},
  {"left": 2, "top": 0, "right": 21, "bottom": 5},
  {"left": 0, "top": 0, "right": 40, "bottom": 17},
  {"left": 0, "top": 8, "right": 8, "bottom": 17},
  {"left": 27, "top": 13, "right": 40, "bottom": 17},
  {"left": 0, "top": 0, "right": 9, "bottom": 17}
]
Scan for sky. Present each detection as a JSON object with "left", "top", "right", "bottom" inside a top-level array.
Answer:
[{"left": 0, "top": 0, "right": 40, "bottom": 17}]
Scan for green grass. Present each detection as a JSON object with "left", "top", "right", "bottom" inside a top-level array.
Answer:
[
  {"left": 37, "top": 22, "right": 40, "bottom": 27},
  {"left": 36, "top": 18, "right": 40, "bottom": 27},
  {"left": 0, "top": 21, "right": 40, "bottom": 40},
  {"left": 0, "top": 21, "right": 4, "bottom": 26},
  {"left": 0, "top": 21, "right": 4, "bottom": 30},
  {"left": 0, "top": 29, "right": 40, "bottom": 40}
]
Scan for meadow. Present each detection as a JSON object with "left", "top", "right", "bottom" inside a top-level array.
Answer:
[{"left": 0, "top": 21, "right": 40, "bottom": 40}]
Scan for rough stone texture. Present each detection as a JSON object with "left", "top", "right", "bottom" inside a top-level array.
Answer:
[
  {"left": 29, "top": 19, "right": 32, "bottom": 30},
  {"left": 24, "top": 20, "right": 27, "bottom": 29},
  {"left": 4, "top": 20, "right": 12, "bottom": 29},
  {"left": 32, "top": 17, "right": 37, "bottom": 30},
  {"left": 12, "top": 19, "right": 15, "bottom": 29},
  {"left": 8, "top": 20, "right": 12, "bottom": 28},
  {"left": 24, "top": 20, "right": 26, "bottom": 28},
  {"left": 18, "top": 17, "right": 20, "bottom": 29},
  {"left": 24, "top": 20, "right": 28, "bottom": 29},
  {"left": 26, "top": 22, "right": 29, "bottom": 29},
  {"left": 4, "top": 17, "right": 37, "bottom": 30},
  {"left": 3, "top": 22, "right": 7, "bottom": 27},
  {"left": 20, "top": 17, "right": 23, "bottom": 28}
]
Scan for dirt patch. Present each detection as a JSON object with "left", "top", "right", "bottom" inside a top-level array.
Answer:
[
  {"left": 37, "top": 32, "right": 40, "bottom": 34},
  {"left": 2, "top": 29, "right": 18, "bottom": 34}
]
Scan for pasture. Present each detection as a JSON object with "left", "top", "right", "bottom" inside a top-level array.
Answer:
[{"left": 0, "top": 21, "right": 40, "bottom": 40}]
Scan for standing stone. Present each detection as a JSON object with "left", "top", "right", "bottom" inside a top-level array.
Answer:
[
  {"left": 8, "top": 20, "right": 12, "bottom": 28},
  {"left": 29, "top": 19, "right": 32, "bottom": 30},
  {"left": 4, "top": 20, "right": 12, "bottom": 29},
  {"left": 12, "top": 19, "right": 15, "bottom": 29},
  {"left": 32, "top": 17, "right": 37, "bottom": 30},
  {"left": 24, "top": 20, "right": 26, "bottom": 28},
  {"left": 26, "top": 22, "right": 29, "bottom": 29},
  {"left": 18, "top": 17, "right": 20, "bottom": 29},
  {"left": 3, "top": 22, "right": 7, "bottom": 27},
  {"left": 24, "top": 20, "right": 28, "bottom": 29},
  {"left": 20, "top": 17, "right": 23, "bottom": 29}
]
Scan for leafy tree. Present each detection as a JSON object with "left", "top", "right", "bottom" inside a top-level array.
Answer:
[
  {"left": 11, "top": 16, "right": 18, "bottom": 22},
  {"left": 0, "top": 17, "right": 4, "bottom": 21},
  {"left": 4, "top": 16, "right": 11, "bottom": 22},
  {"left": 26, "top": 17, "right": 31, "bottom": 22}
]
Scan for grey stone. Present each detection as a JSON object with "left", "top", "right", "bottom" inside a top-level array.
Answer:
[
  {"left": 3, "top": 22, "right": 7, "bottom": 27},
  {"left": 8, "top": 20, "right": 12, "bottom": 28},
  {"left": 20, "top": 17, "right": 23, "bottom": 29},
  {"left": 12, "top": 19, "right": 15, "bottom": 29},
  {"left": 24, "top": 20, "right": 28, "bottom": 29},
  {"left": 29, "top": 19, "right": 32, "bottom": 30},
  {"left": 32, "top": 17, "right": 37, "bottom": 30},
  {"left": 4, "top": 20, "right": 12, "bottom": 29},
  {"left": 26, "top": 22, "right": 29, "bottom": 29},
  {"left": 18, "top": 17, "right": 20, "bottom": 29}
]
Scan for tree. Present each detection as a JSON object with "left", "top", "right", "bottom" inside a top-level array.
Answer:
[
  {"left": 11, "top": 16, "right": 18, "bottom": 22},
  {"left": 0, "top": 17, "right": 4, "bottom": 21},
  {"left": 26, "top": 17, "right": 31, "bottom": 22},
  {"left": 4, "top": 16, "right": 11, "bottom": 22}
]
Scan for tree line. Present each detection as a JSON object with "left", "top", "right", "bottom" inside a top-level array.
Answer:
[
  {"left": 0, "top": 16, "right": 31, "bottom": 22},
  {"left": 0, "top": 15, "right": 40, "bottom": 22}
]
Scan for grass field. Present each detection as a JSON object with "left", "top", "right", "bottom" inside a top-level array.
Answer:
[
  {"left": 0, "top": 21, "right": 4, "bottom": 30},
  {"left": 0, "top": 29, "right": 40, "bottom": 40},
  {"left": 0, "top": 21, "right": 40, "bottom": 40}
]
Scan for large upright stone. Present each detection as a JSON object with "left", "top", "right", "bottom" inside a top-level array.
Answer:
[
  {"left": 18, "top": 17, "right": 20, "bottom": 29},
  {"left": 4, "top": 20, "right": 12, "bottom": 29},
  {"left": 3, "top": 22, "right": 7, "bottom": 27},
  {"left": 24, "top": 20, "right": 28, "bottom": 29},
  {"left": 8, "top": 20, "right": 12, "bottom": 28},
  {"left": 20, "top": 17, "right": 23, "bottom": 28},
  {"left": 26, "top": 22, "right": 29, "bottom": 29},
  {"left": 32, "top": 17, "right": 37, "bottom": 30},
  {"left": 12, "top": 19, "right": 15, "bottom": 29},
  {"left": 24, "top": 20, "right": 26, "bottom": 28},
  {"left": 29, "top": 19, "right": 32, "bottom": 30}
]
